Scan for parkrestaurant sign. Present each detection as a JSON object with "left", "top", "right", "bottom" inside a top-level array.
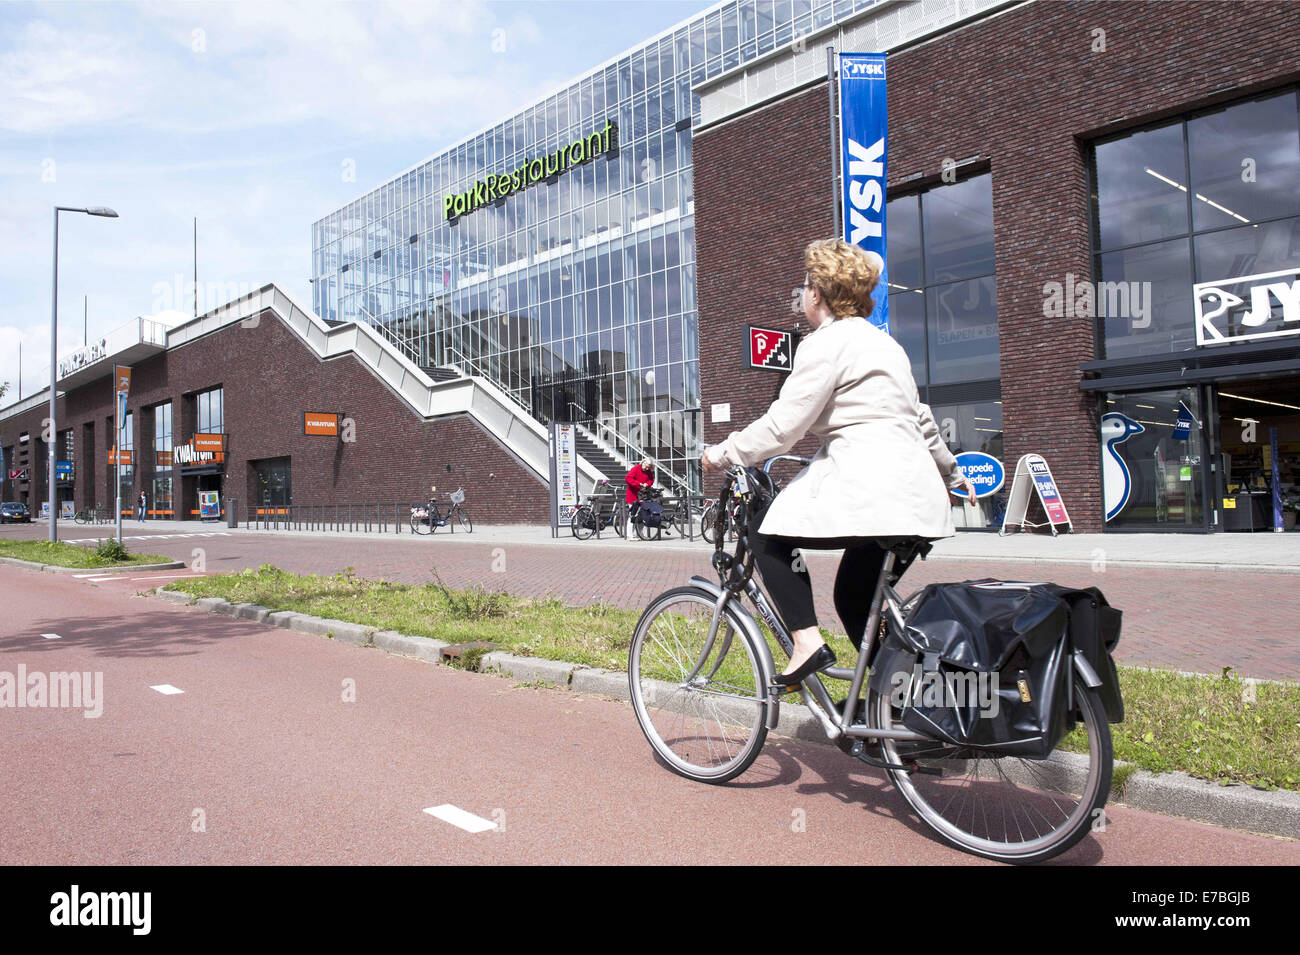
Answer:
[{"left": 442, "top": 120, "right": 618, "bottom": 223}]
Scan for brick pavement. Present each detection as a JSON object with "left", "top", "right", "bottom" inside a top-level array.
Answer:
[{"left": 14, "top": 525, "right": 1293, "bottom": 682}]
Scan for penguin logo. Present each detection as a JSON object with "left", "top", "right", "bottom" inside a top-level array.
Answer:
[
  {"left": 1102, "top": 412, "right": 1145, "bottom": 521},
  {"left": 1194, "top": 287, "right": 1243, "bottom": 342}
]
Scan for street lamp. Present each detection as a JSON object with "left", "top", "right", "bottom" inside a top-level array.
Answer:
[{"left": 49, "top": 205, "right": 118, "bottom": 543}]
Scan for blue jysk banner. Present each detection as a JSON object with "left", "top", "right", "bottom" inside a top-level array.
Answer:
[
  {"left": 1172, "top": 400, "right": 1195, "bottom": 440},
  {"left": 838, "top": 52, "right": 889, "bottom": 334}
]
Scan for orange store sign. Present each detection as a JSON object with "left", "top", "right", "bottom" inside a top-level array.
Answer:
[
  {"left": 304, "top": 413, "right": 340, "bottom": 437},
  {"left": 175, "top": 433, "right": 226, "bottom": 467}
]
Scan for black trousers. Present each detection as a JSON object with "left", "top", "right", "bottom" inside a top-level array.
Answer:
[{"left": 752, "top": 528, "right": 919, "bottom": 651}]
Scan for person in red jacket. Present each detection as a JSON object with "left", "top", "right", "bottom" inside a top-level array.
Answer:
[{"left": 625, "top": 458, "right": 655, "bottom": 505}]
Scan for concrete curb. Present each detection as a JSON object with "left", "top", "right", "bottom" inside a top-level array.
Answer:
[
  {"left": 156, "top": 587, "right": 1300, "bottom": 842},
  {"left": 0, "top": 556, "right": 187, "bottom": 574}
]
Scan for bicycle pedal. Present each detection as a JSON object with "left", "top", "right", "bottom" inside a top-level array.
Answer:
[{"left": 769, "top": 682, "right": 802, "bottom": 696}]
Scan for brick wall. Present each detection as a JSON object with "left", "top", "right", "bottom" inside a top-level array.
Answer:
[
  {"left": 0, "top": 312, "right": 551, "bottom": 524},
  {"left": 695, "top": 0, "right": 1300, "bottom": 530}
]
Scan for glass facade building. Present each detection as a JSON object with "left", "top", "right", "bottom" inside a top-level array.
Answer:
[{"left": 311, "top": 0, "right": 890, "bottom": 490}]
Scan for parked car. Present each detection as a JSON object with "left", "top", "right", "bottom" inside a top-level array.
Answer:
[{"left": 0, "top": 502, "right": 32, "bottom": 524}]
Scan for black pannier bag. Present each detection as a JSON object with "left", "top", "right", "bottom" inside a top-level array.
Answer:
[
  {"left": 867, "top": 580, "right": 1123, "bottom": 759},
  {"left": 638, "top": 499, "right": 664, "bottom": 528}
]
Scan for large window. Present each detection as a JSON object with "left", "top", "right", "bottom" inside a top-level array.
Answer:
[
  {"left": 886, "top": 172, "right": 1002, "bottom": 529},
  {"left": 886, "top": 173, "right": 1000, "bottom": 388},
  {"left": 196, "top": 388, "right": 223, "bottom": 434},
  {"left": 1091, "top": 89, "right": 1300, "bottom": 359},
  {"left": 152, "top": 401, "right": 173, "bottom": 518}
]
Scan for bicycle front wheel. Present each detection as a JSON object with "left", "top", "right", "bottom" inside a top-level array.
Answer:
[
  {"left": 628, "top": 586, "right": 770, "bottom": 784},
  {"left": 868, "top": 676, "right": 1112, "bottom": 864},
  {"left": 456, "top": 507, "right": 472, "bottom": 534}
]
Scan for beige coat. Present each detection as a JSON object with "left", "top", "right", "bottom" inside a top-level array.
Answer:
[{"left": 707, "top": 316, "right": 963, "bottom": 540}]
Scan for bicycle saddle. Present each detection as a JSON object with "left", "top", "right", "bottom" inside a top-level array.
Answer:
[{"left": 877, "top": 536, "right": 934, "bottom": 561}]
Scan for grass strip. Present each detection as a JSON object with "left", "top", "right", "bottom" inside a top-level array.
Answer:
[
  {"left": 165, "top": 564, "right": 1300, "bottom": 792},
  {"left": 0, "top": 538, "right": 174, "bottom": 568}
]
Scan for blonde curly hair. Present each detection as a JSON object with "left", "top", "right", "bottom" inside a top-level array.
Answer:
[{"left": 804, "top": 238, "right": 882, "bottom": 319}]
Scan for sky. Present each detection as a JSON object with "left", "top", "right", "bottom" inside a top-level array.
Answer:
[{"left": 0, "top": 0, "right": 710, "bottom": 400}]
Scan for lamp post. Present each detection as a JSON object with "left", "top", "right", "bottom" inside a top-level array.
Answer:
[{"left": 50, "top": 205, "right": 118, "bottom": 543}]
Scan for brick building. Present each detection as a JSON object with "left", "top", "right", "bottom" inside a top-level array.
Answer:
[
  {"left": 0, "top": 288, "right": 555, "bottom": 526},
  {"left": 694, "top": 0, "right": 1300, "bottom": 533}
]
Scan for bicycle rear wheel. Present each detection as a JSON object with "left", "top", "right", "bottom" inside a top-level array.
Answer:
[
  {"left": 868, "top": 676, "right": 1112, "bottom": 864},
  {"left": 628, "top": 586, "right": 770, "bottom": 783},
  {"left": 411, "top": 510, "right": 433, "bottom": 535},
  {"left": 571, "top": 505, "right": 595, "bottom": 540}
]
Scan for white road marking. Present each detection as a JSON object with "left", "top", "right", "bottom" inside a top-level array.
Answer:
[
  {"left": 150, "top": 684, "right": 184, "bottom": 695},
  {"left": 41, "top": 633, "right": 61, "bottom": 640},
  {"left": 73, "top": 574, "right": 118, "bottom": 580},
  {"left": 129, "top": 574, "right": 205, "bottom": 581},
  {"left": 422, "top": 804, "right": 497, "bottom": 833}
]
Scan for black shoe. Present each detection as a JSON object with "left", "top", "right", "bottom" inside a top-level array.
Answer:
[{"left": 773, "top": 644, "right": 836, "bottom": 686}]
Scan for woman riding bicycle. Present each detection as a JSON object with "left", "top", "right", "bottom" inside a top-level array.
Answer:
[{"left": 702, "top": 238, "right": 976, "bottom": 686}]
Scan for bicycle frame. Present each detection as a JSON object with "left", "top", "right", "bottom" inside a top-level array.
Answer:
[{"left": 697, "top": 466, "right": 932, "bottom": 745}]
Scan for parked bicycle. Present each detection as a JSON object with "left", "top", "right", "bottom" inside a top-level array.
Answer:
[
  {"left": 627, "top": 460, "right": 1122, "bottom": 864},
  {"left": 410, "top": 487, "right": 472, "bottom": 535},
  {"left": 73, "top": 505, "right": 111, "bottom": 525},
  {"left": 571, "top": 480, "right": 626, "bottom": 539},
  {"left": 699, "top": 455, "right": 808, "bottom": 545}
]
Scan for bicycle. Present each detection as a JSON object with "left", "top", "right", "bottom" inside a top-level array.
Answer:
[
  {"left": 627, "top": 460, "right": 1115, "bottom": 864},
  {"left": 571, "top": 480, "right": 625, "bottom": 539},
  {"left": 73, "top": 505, "right": 110, "bottom": 525},
  {"left": 410, "top": 488, "right": 472, "bottom": 535},
  {"left": 630, "top": 486, "right": 668, "bottom": 541}
]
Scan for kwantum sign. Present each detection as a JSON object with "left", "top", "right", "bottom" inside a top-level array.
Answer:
[
  {"left": 443, "top": 121, "right": 618, "bottom": 223},
  {"left": 1194, "top": 267, "right": 1300, "bottom": 346},
  {"left": 175, "top": 433, "right": 225, "bottom": 469},
  {"left": 304, "top": 412, "right": 340, "bottom": 437}
]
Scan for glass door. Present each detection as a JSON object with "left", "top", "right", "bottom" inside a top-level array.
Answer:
[{"left": 1102, "top": 387, "right": 1207, "bottom": 530}]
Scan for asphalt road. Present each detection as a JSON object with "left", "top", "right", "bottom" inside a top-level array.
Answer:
[{"left": 2, "top": 563, "right": 1295, "bottom": 865}]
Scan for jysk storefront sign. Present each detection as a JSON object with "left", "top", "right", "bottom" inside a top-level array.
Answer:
[
  {"left": 443, "top": 120, "right": 618, "bottom": 223},
  {"left": 954, "top": 452, "right": 1004, "bottom": 498},
  {"left": 1194, "top": 266, "right": 1300, "bottom": 346},
  {"left": 837, "top": 53, "right": 889, "bottom": 334}
]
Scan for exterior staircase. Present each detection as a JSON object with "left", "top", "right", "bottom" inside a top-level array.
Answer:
[
  {"left": 572, "top": 429, "right": 629, "bottom": 485},
  {"left": 420, "top": 365, "right": 462, "bottom": 383}
]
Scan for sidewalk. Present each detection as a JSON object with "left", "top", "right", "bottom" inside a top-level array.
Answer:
[{"left": 44, "top": 516, "right": 1300, "bottom": 572}]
